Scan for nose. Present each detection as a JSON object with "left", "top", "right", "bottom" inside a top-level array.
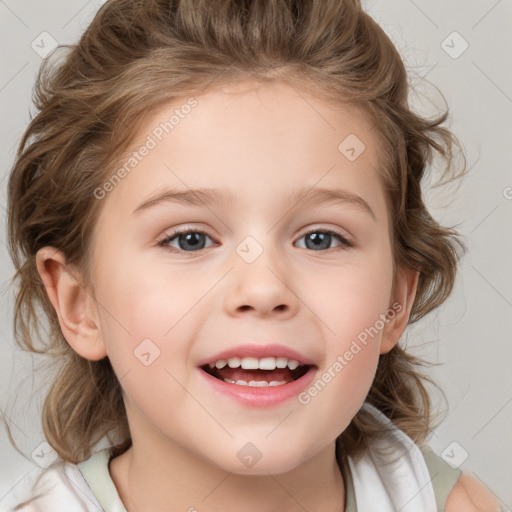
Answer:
[{"left": 224, "top": 244, "right": 298, "bottom": 319}]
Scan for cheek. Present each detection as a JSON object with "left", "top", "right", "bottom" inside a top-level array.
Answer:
[
  {"left": 93, "top": 256, "right": 198, "bottom": 386},
  {"left": 321, "top": 256, "right": 394, "bottom": 345},
  {"left": 302, "top": 269, "right": 390, "bottom": 431},
  {"left": 309, "top": 247, "right": 394, "bottom": 405},
  {"left": 94, "top": 271, "right": 197, "bottom": 417},
  {"left": 95, "top": 244, "right": 200, "bottom": 339}
]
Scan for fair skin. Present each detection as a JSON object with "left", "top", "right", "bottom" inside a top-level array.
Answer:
[{"left": 36, "top": 81, "right": 499, "bottom": 511}]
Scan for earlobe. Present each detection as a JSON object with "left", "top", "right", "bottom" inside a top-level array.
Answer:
[
  {"left": 380, "top": 268, "right": 420, "bottom": 355},
  {"left": 35, "top": 246, "right": 107, "bottom": 361}
]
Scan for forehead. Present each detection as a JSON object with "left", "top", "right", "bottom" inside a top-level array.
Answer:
[
  {"left": 172, "top": 79, "right": 376, "bottom": 152},
  {"left": 101, "top": 80, "right": 385, "bottom": 218}
]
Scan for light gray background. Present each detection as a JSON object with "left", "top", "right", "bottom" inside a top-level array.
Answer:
[{"left": 1, "top": 0, "right": 511, "bottom": 509}]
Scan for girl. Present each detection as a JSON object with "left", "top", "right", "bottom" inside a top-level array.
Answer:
[{"left": 4, "top": 0, "right": 501, "bottom": 510}]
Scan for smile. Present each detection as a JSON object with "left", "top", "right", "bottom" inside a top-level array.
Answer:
[
  {"left": 201, "top": 356, "right": 311, "bottom": 386},
  {"left": 198, "top": 359, "right": 317, "bottom": 407}
]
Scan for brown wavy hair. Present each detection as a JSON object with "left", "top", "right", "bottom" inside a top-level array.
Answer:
[{"left": 5, "top": 0, "right": 465, "bottom": 481}]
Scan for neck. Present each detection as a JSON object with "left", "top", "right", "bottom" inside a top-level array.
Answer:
[{"left": 109, "top": 438, "right": 345, "bottom": 512}]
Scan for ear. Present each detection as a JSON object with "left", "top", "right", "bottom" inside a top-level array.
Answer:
[
  {"left": 380, "top": 267, "right": 420, "bottom": 355},
  {"left": 35, "top": 246, "right": 107, "bottom": 361}
]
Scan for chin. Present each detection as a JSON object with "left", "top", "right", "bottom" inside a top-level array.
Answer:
[{"left": 206, "top": 446, "right": 311, "bottom": 476}]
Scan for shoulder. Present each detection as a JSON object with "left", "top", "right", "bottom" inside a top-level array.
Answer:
[
  {"left": 445, "top": 472, "right": 501, "bottom": 512},
  {"left": 10, "top": 462, "right": 101, "bottom": 512}
]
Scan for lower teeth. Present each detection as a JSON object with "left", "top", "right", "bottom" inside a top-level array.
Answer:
[{"left": 223, "top": 378, "right": 288, "bottom": 387}]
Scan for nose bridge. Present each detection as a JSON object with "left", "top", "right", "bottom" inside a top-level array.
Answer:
[{"left": 224, "top": 227, "right": 297, "bottom": 316}]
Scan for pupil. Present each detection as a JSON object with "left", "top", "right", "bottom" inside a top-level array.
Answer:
[
  {"left": 307, "top": 232, "right": 330, "bottom": 250},
  {"left": 178, "top": 232, "right": 330, "bottom": 251},
  {"left": 180, "top": 233, "right": 205, "bottom": 251}
]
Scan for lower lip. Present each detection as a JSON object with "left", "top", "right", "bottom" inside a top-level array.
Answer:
[{"left": 197, "top": 366, "right": 317, "bottom": 407}]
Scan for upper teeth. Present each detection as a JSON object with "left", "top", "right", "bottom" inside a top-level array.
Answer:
[{"left": 208, "top": 357, "right": 301, "bottom": 371}]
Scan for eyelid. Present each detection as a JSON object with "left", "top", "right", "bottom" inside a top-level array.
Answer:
[
  {"left": 157, "top": 224, "right": 352, "bottom": 242},
  {"left": 298, "top": 226, "right": 354, "bottom": 250},
  {"left": 158, "top": 225, "right": 216, "bottom": 244},
  {"left": 297, "top": 223, "right": 352, "bottom": 241},
  {"left": 157, "top": 223, "right": 355, "bottom": 253}
]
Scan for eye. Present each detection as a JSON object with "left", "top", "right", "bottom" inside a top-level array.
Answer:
[
  {"left": 295, "top": 228, "right": 353, "bottom": 251},
  {"left": 158, "top": 228, "right": 216, "bottom": 253},
  {"left": 158, "top": 226, "right": 353, "bottom": 254}
]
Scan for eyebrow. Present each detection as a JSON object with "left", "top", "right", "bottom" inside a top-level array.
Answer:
[{"left": 132, "top": 186, "right": 376, "bottom": 221}]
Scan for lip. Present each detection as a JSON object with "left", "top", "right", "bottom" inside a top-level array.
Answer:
[
  {"left": 197, "top": 364, "right": 317, "bottom": 407},
  {"left": 196, "top": 343, "right": 316, "bottom": 367}
]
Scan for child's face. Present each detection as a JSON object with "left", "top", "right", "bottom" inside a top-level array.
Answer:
[{"left": 87, "top": 80, "right": 412, "bottom": 473}]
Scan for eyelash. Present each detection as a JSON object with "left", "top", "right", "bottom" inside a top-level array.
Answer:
[{"left": 157, "top": 227, "right": 354, "bottom": 255}]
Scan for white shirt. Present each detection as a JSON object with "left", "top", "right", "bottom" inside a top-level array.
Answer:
[{"left": 5, "top": 402, "right": 462, "bottom": 512}]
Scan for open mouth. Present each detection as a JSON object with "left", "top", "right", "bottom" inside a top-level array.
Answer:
[{"left": 200, "top": 357, "right": 313, "bottom": 387}]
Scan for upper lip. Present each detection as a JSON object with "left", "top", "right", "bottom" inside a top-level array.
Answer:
[{"left": 197, "top": 343, "right": 316, "bottom": 367}]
